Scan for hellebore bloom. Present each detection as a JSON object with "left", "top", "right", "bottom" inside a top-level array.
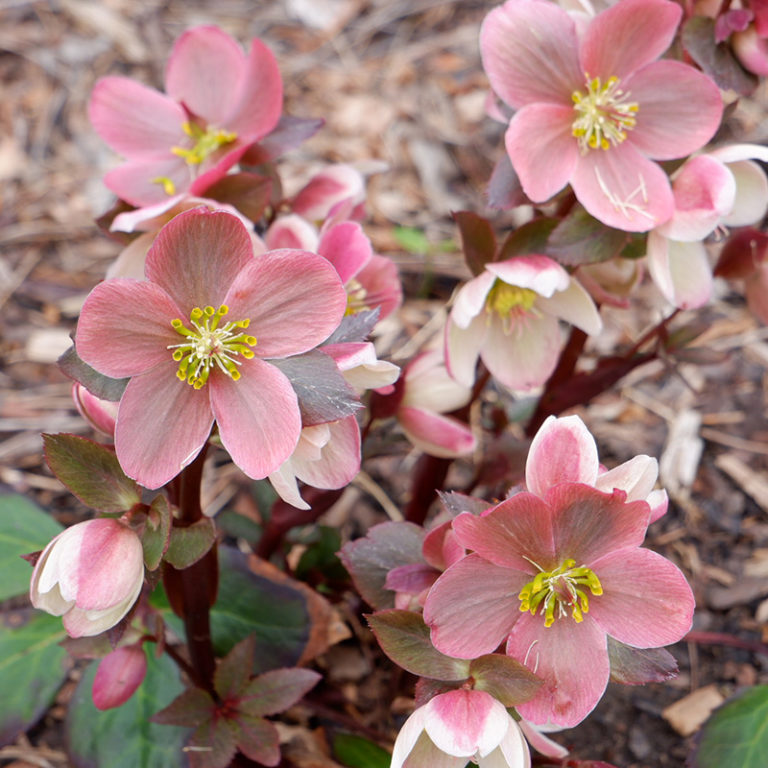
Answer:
[
  {"left": 424, "top": 483, "right": 694, "bottom": 727},
  {"left": 445, "top": 255, "right": 602, "bottom": 391},
  {"left": 76, "top": 208, "right": 347, "bottom": 489},
  {"left": 391, "top": 689, "right": 530, "bottom": 768},
  {"left": 89, "top": 26, "right": 282, "bottom": 207},
  {"left": 92, "top": 643, "right": 148, "bottom": 710},
  {"left": 72, "top": 382, "right": 119, "bottom": 438},
  {"left": 481, "top": 0, "right": 722, "bottom": 231},
  {"left": 30, "top": 518, "right": 145, "bottom": 638}
]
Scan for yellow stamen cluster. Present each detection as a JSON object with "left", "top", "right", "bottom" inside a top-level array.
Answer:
[
  {"left": 518, "top": 559, "right": 603, "bottom": 628},
  {"left": 486, "top": 281, "right": 538, "bottom": 318},
  {"left": 172, "top": 121, "right": 237, "bottom": 166},
  {"left": 572, "top": 75, "right": 638, "bottom": 153},
  {"left": 168, "top": 305, "right": 257, "bottom": 390},
  {"left": 152, "top": 176, "right": 177, "bottom": 196},
  {"left": 344, "top": 279, "right": 370, "bottom": 316}
]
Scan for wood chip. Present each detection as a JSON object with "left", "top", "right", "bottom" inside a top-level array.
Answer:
[{"left": 662, "top": 685, "right": 726, "bottom": 736}]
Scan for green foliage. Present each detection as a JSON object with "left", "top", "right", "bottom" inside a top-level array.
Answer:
[
  {"left": 164, "top": 518, "right": 216, "bottom": 569},
  {"left": 333, "top": 732, "right": 391, "bottom": 768}
]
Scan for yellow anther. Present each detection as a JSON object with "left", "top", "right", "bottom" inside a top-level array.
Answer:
[
  {"left": 152, "top": 176, "right": 177, "bottom": 196},
  {"left": 171, "top": 121, "right": 237, "bottom": 166}
]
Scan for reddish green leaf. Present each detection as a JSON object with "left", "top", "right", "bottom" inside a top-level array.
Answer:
[
  {"left": 236, "top": 715, "right": 280, "bottom": 767},
  {"left": 453, "top": 211, "right": 497, "bottom": 276},
  {"left": 239, "top": 667, "right": 321, "bottom": 718},
  {"left": 608, "top": 638, "right": 678, "bottom": 685},
  {"left": 469, "top": 653, "right": 542, "bottom": 706},
  {"left": 58, "top": 344, "right": 128, "bottom": 401},
  {"left": 214, "top": 635, "right": 256, "bottom": 701},
  {"left": 188, "top": 717, "right": 239, "bottom": 768},
  {"left": 487, "top": 153, "right": 527, "bottom": 210},
  {"left": 164, "top": 518, "right": 216, "bottom": 569},
  {"left": 141, "top": 495, "right": 172, "bottom": 571},
  {"left": 202, "top": 173, "right": 272, "bottom": 222},
  {"left": 547, "top": 206, "right": 629, "bottom": 267},
  {"left": 150, "top": 687, "right": 214, "bottom": 727},
  {"left": 498, "top": 218, "right": 558, "bottom": 261}
]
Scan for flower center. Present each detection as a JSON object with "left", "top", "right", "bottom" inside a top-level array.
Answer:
[
  {"left": 486, "top": 281, "right": 537, "bottom": 318},
  {"left": 344, "top": 279, "right": 370, "bottom": 316},
  {"left": 571, "top": 75, "right": 638, "bottom": 153},
  {"left": 168, "top": 305, "right": 257, "bottom": 390},
  {"left": 518, "top": 558, "right": 603, "bottom": 628},
  {"left": 172, "top": 121, "right": 238, "bottom": 166}
]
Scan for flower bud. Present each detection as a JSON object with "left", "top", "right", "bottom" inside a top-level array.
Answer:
[
  {"left": 92, "top": 644, "right": 148, "bottom": 710},
  {"left": 72, "top": 383, "right": 118, "bottom": 438},
  {"left": 30, "top": 518, "right": 145, "bottom": 638}
]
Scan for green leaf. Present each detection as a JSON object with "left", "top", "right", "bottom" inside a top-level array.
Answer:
[
  {"left": 58, "top": 344, "right": 129, "bottom": 401},
  {"left": 141, "top": 496, "right": 172, "bottom": 571},
  {"left": 0, "top": 610, "right": 69, "bottom": 745},
  {"left": 498, "top": 218, "right": 558, "bottom": 261},
  {"left": 393, "top": 226, "right": 430, "bottom": 255},
  {"left": 453, "top": 211, "right": 497, "bottom": 276},
  {"left": 240, "top": 667, "right": 321, "bottom": 717},
  {"left": 216, "top": 511, "right": 262, "bottom": 546},
  {"left": 333, "top": 732, "right": 391, "bottom": 768},
  {"left": 164, "top": 518, "right": 216, "bottom": 569},
  {"left": 367, "top": 610, "right": 469, "bottom": 681},
  {"left": 66, "top": 647, "right": 190, "bottom": 768},
  {"left": 692, "top": 685, "right": 768, "bottom": 768},
  {"left": 469, "top": 653, "right": 542, "bottom": 707},
  {"left": 546, "top": 206, "right": 629, "bottom": 267},
  {"left": 43, "top": 434, "right": 141, "bottom": 514},
  {"left": 607, "top": 637, "right": 678, "bottom": 685},
  {"left": 0, "top": 494, "right": 63, "bottom": 601}
]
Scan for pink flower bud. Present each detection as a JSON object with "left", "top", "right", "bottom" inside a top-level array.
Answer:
[
  {"left": 30, "top": 519, "right": 145, "bottom": 638},
  {"left": 732, "top": 25, "right": 768, "bottom": 76},
  {"left": 92, "top": 644, "right": 148, "bottom": 710},
  {"left": 72, "top": 383, "right": 119, "bottom": 438}
]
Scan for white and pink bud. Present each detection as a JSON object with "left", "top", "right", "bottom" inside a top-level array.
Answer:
[
  {"left": 30, "top": 518, "right": 145, "bottom": 638},
  {"left": 732, "top": 24, "right": 768, "bottom": 76},
  {"left": 291, "top": 164, "right": 366, "bottom": 221},
  {"left": 92, "top": 643, "right": 148, "bottom": 710},
  {"left": 72, "top": 383, "right": 119, "bottom": 438}
]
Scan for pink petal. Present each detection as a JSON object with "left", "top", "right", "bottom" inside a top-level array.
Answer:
[
  {"left": 265, "top": 215, "right": 319, "bottom": 251},
  {"left": 115, "top": 364, "right": 214, "bottom": 489},
  {"left": 486, "top": 255, "right": 570, "bottom": 298},
  {"left": 76, "top": 279, "right": 180, "bottom": 378},
  {"left": 589, "top": 548, "right": 694, "bottom": 647},
  {"left": 210, "top": 357, "right": 301, "bottom": 479},
  {"left": 594, "top": 455, "right": 659, "bottom": 502},
  {"left": 451, "top": 271, "right": 495, "bottom": 329},
  {"left": 535, "top": 278, "right": 603, "bottom": 335},
  {"left": 723, "top": 160, "right": 768, "bottom": 227},
  {"left": 580, "top": 0, "right": 681, "bottom": 81},
  {"left": 225, "top": 249, "right": 346, "bottom": 358},
  {"left": 505, "top": 104, "right": 579, "bottom": 203},
  {"left": 547, "top": 484, "right": 650, "bottom": 565},
  {"left": 509, "top": 613, "right": 608, "bottom": 727},
  {"left": 526, "top": 415, "right": 599, "bottom": 497},
  {"left": 444, "top": 314, "right": 486, "bottom": 388},
  {"left": 494, "top": 721, "right": 532, "bottom": 768},
  {"left": 356, "top": 253, "right": 402, "bottom": 320},
  {"left": 402, "top": 350, "right": 471, "bottom": 413},
  {"left": 295, "top": 415, "right": 361, "bottom": 487},
  {"left": 89, "top": 77, "right": 186, "bottom": 157},
  {"left": 399, "top": 406, "right": 476, "bottom": 458},
  {"left": 103, "top": 156, "right": 190, "bottom": 207},
  {"left": 291, "top": 165, "right": 365, "bottom": 221},
  {"left": 518, "top": 721, "right": 567, "bottom": 760},
  {"left": 390, "top": 707, "right": 428, "bottom": 768},
  {"left": 647, "top": 489, "right": 669, "bottom": 523},
  {"left": 424, "top": 554, "right": 527, "bottom": 658},
  {"left": 145, "top": 208, "right": 255, "bottom": 312},
  {"left": 423, "top": 522, "right": 467, "bottom": 571},
  {"left": 318, "top": 221, "right": 373, "bottom": 283},
  {"left": 480, "top": 0, "right": 582, "bottom": 108},
  {"left": 385, "top": 563, "right": 439, "bottom": 596},
  {"left": 570, "top": 143, "right": 673, "bottom": 232},
  {"left": 453, "top": 496, "right": 556, "bottom": 572},
  {"left": 646, "top": 232, "right": 713, "bottom": 309},
  {"left": 627, "top": 61, "right": 722, "bottom": 160},
  {"left": 92, "top": 645, "right": 148, "bottom": 710}
]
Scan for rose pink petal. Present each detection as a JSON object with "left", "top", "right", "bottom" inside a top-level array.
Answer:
[
  {"left": 508, "top": 613, "right": 608, "bottom": 727},
  {"left": 115, "top": 364, "right": 215, "bottom": 488},
  {"left": 486, "top": 256, "right": 570, "bottom": 298},
  {"left": 145, "top": 208, "right": 255, "bottom": 312},
  {"left": 589, "top": 548, "right": 694, "bottom": 647},
  {"left": 224, "top": 249, "right": 346, "bottom": 358},
  {"left": 526, "top": 415, "right": 599, "bottom": 497},
  {"left": 295, "top": 415, "right": 360, "bottom": 487},
  {"left": 505, "top": 104, "right": 580, "bottom": 203},
  {"left": 318, "top": 220, "right": 373, "bottom": 283},
  {"left": 292, "top": 165, "right": 365, "bottom": 221},
  {"left": 453, "top": 496, "right": 555, "bottom": 571},
  {"left": 647, "top": 489, "right": 669, "bottom": 523},
  {"left": 626, "top": 61, "right": 722, "bottom": 160},
  {"left": 89, "top": 77, "right": 186, "bottom": 157},
  {"left": 92, "top": 645, "right": 148, "bottom": 710},
  {"left": 399, "top": 406, "right": 476, "bottom": 458},
  {"left": 570, "top": 142, "right": 673, "bottom": 232},
  {"left": 646, "top": 233, "right": 713, "bottom": 309},
  {"left": 265, "top": 215, "right": 319, "bottom": 251},
  {"left": 424, "top": 554, "right": 528, "bottom": 658},
  {"left": 480, "top": 0, "right": 582, "bottom": 108},
  {"left": 210, "top": 357, "right": 300, "bottom": 479},
  {"left": 444, "top": 314, "right": 487, "bottom": 388},
  {"left": 76, "top": 279, "right": 180, "bottom": 378},
  {"left": 580, "top": 0, "right": 681, "bottom": 81},
  {"left": 385, "top": 563, "right": 439, "bottom": 596},
  {"left": 103, "top": 156, "right": 190, "bottom": 208},
  {"left": 355, "top": 254, "right": 402, "bottom": 320},
  {"left": 423, "top": 522, "right": 466, "bottom": 571}
]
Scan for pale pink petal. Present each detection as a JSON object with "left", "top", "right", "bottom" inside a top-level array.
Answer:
[
  {"left": 295, "top": 415, "right": 361, "bottom": 487},
  {"left": 453, "top": 496, "right": 556, "bottom": 571},
  {"left": 265, "top": 215, "right": 319, "bottom": 251},
  {"left": 89, "top": 77, "right": 186, "bottom": 157},
  {"left": 708, "top": 143, "right": 768, "bottom": 165},
  {"left": 318, "top": 221, "right": 373, "bottom": 283},
  {"left": 526, "top": 415, "right": 599, "bottom": 497},
  {"left": 646, "top": 232, "right": 713, "bottom": 309},
  {"left": 385, "top": 563, "right": 439, "bottom": 596},
  {"left": 116, "top": 364, "right": 214, "bottom": 488},
  {"left": 723, "top": 160, "right": 768, "bottom": 227},
  {"left": 355, "top": 254, "right": 402, "bottom": 320},
  {"left": 92, "top": 645, "right": 148, "bottom": 710},
  {"left": 486, "top": 255, "right": 570, "bottom": 298},
  {"left": 571, "top": 144, "right": 673, "bottom": 232},
  {"left": 627, "top": 61, "right": 722, "bottom": 160},
  {"left": 165, "top": 26, "right": 245, "bottom": 124},
  {"left": 732, "top": 26, "right": 768, "bottom": 76},
  {"left": 391, "top": 707, "right": 428, "bottom": 768},
  {"left": 451, "top": 271, "right": 495, "bottom": 329},
  {"left": 505, "top": 104, "right": 579, "bottom": 203},
  {"left": 62, "top": 598, "right": 139, "bottom": 639},
  {"left": 589, "top": 548, "right": 694, "bottom": 646},
  {"left": 224, "top": 249, "right": 346, "bottom": 358},
  {"left": 268, "top": 462, "right": 308, "bottom": 510},
  {"left": 103, "top": 156, "right": 190, "bottom": 207},
  {"left": 534, "top": 278, "right": 603, "bottom": 334},
  {"left": 292, "top": 165, "right": 365, "bottom": 221},
  {"left": 399, "top": 407, "right": 476, "bottom": 458},
  {"left": 424, "top": 554, "right": 527, "bottom": 658},
  {"left": 480, "top": 0, "right": 582, "bottom": 108},
  {"left": 76, "top": 279, "right": 180, "bottom": 378},
  {"left": 647, "top": 489, "right": 669, "bottom": 523},
  {"left": 444, "top": 314, "right": 486, "bottom": 388},
  {"left": 580, "top": 0, "right": 681, "bottom": 80},
  {"left": 425, "top": 690, "right": 508, "bottom": 758},
  {"left": 424, "top": 522, "right": 467, "bottom": 571},
  {"left": 211, "top": 357, "right": 300, "bottom": 479},
  {"left": 547, "top": 484, "right": 650, "bottom": 565},
  {"left": 490, "top": 721, "right": 532, "bottom": 768},
  {"left": 518, "top": 721, "right": 567, "bottom": 760},
  {"left": 594, "top": 455, "right": 659, "bottom": 501},
  {"left": 402, "top": 350, "right": 471, "bottom": 412},
  {"left": 481, "top": 313, "right": 561, "bottom": 391},
  {"left": 509, "top": 613, "right": 608, "bottom": 727}
]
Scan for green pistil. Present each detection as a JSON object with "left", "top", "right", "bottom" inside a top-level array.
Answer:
[
  {"left": 168, "top": 305, "right": 257, "bottom": 390},
  {"left": 518, "top": 559, "right": 603, "bottom": 628},
  {"left": 171, "top": 121, "right": 238, "bottom": 166},
  {"left": 572, "top": 75, "right": 638, "bottom": 153},
  {"left": 486, "top": 281, "right": 537, "bottom": 318}
]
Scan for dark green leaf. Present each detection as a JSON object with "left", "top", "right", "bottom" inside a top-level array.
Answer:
[
  {"left": 547, "top": 206, "right": 629, "bottom": 267},
  {"left": 164, "top": 518, "right": 216, "bottom": 569},
  {"left": 453, "top": 211, "right": 497, "bottom": 276},
  {"left": 216, "top": 510, "right": 262, "bottom": 545},
  {"left": 142, "top": 496, "right": 172, "bottom": 571},
  {"left": 188, "top": 716, "right": 239, "bottom": 768},
  {"left": 333, "top": 732, "right": 391, "bottom": 768},
  {"left": 58, "top": 344, "right": 129, "bottom": 402},
  {"left": 498, "top": 218, "right": 558, "bottom": 261},
  {"left": 44, "top": 434, "right": 140, "bottom": 514}
]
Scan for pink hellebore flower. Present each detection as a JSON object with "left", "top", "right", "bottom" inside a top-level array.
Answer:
[
  {"left": 76, "top": 208, "right": 347, "bottom": 489},
  {"left": 30, "top": 518, "right": 145, "bottom": 638},
  {"left": 423, "top": 486, "right": 694, "bottom": 727},
  {"left": 72, "top": 383, "right": 118, "bottom": 438},
  {"left": 290, "top": 164, "right": 367, "bottom": 222},
  {"left": 268, "top": 415, "right": 361, "bottom": 510},
  {"left": 92, "top": 643, "right": 148, "bottom": 710},
  {"left": 647, "top": 144, "right": 768, "bottom": 309},
  {"left": 89, "top": 26, "right": 282, "bottom": 207},
  {"left": 391, "top": 689, "right": 530, "bottom": 768},
  {"left": 445, "top": 255, "right": 602, "bottom": 391},
  {"left": 481, "top": 0, "right": 722, "bottom": 231}
]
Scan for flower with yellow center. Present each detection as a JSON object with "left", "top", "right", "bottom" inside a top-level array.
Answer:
[{"left": 571, "top": 76, "right": 638, "bottom": 153}]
